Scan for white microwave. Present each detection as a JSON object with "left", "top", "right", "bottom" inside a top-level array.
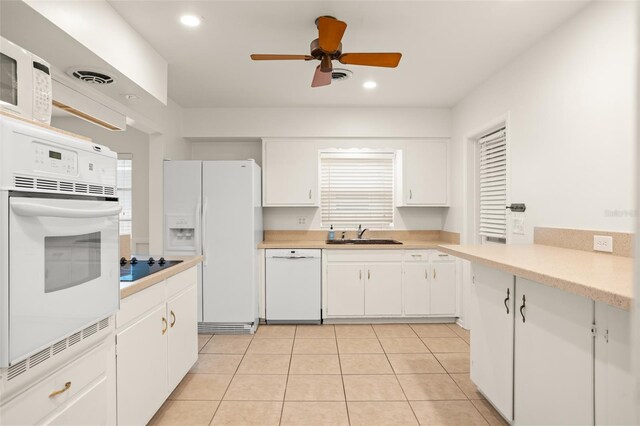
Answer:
[{"left": 0, "top": 37, "right": 52, "bottom": 124}]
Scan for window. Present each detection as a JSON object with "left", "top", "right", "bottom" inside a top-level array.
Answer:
[
  {"left": 320, "top": 151, "right": 395, "bottom": 228},
  {"left": 478, "top": 128, "right": 507, "bottom": 243},
  {"left": 117, "top": 154, "right": 132, "bottom": 235}
]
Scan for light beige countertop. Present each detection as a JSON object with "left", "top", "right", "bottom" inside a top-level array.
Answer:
[
  {"left": 438, "top": 244, "right": 633, "bottom": 310},
  {"left": 120, "top": 255, "right": 204, "bottom": 300},
  {"left": 258, "top": 240, "right": 452, "bottom": 249}
]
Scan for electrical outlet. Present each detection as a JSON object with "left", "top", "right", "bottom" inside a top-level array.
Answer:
[
  {"left": 297, "top": 216, "right": 307, "bottom": 225},
  {"left": 593, "top": 235, "right": 613, "bottom": 253}
]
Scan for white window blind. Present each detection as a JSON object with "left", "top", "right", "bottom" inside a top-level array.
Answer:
[
  {"left": 320, "top": 152, "right": 395, "bottom": 228},
  {"left": 117, "top": 155, "right": 133, "bottom": 235},
  {"left": 478, "top": 128, "right": 507, "bottom": 241}
]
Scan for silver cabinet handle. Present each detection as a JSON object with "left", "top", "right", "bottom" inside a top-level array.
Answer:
[
  {"left": 308, "top": 189, "right": 312, "bottom": 199},
  {"left": 433, "top": 269, "right": 436, "bottom": 280},
  {"left": 359, "top": 270, "right": 362, "bottom": 280},
  {"left": 368, "top": 270, "right": 371, "bottom": 280},
  {"left": 425, "top": 269, "right": 428, "bottom": 279},
  {"left": 520, "top": 295, "right": 526, "bottom": 323},
  {"left": 409, "top": 189, "right": 413, "bottom": 199}
]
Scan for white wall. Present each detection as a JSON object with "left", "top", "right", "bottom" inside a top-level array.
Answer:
[
  {"left": 149, "top": 98, "right": 192, "bottom": 254},
  {"left": 51, "top": 115, "right": 150, "bottom": 252},
  {"left": 183, "top": 108, "right": 451, "bottom": 139},
  {"left": 192, "top": 141, "right": 263, "bottom": 166},
  {"left": 446, "top": 0, "right": 637, "bottom": 328},
  {"left": 446, "top": 0, "right": 637, "bottom": 244}
]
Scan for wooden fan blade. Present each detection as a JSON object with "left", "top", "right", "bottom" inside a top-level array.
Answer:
[
  {"left": 311, "top": 65, "right": 332, "bottom": 88},
  {"left": 317, "top": 17, "right": 347, "bottom": 53},
  {"left": 338, "top": 53, "right": 402, "bottom": 67},
  {"left": 250, "top": 54, "right": 313, "bottom": 61}
]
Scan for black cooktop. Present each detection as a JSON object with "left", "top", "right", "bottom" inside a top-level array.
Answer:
[{"left": 119, "top": 257, "right": 184, "bottom": 282}]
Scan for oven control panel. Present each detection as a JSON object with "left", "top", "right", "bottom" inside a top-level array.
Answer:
[{"left": 33, "top": 142, "right": 78, "bottom": 176}]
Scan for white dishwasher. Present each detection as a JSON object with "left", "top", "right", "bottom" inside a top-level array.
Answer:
[{"left": 265, "top": 249, "right": 322, "bottom": 324}]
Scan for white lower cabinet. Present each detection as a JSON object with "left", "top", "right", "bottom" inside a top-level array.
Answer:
[
  {"left": 430, "top": 261, "right": 456, "bottom": 315},
  {"left": 326, "top": 262, "right": 402, "bottom": 316},
  {"left": 471, "top": 263, "right": 635, "bottom": 426},
  {"left": 364, "top": 263, "right": 402, "bottom": 316},
  {"left": 167, "top": 285, "right": 199, "bottom": 390},
  {"left": 470, "top": 264, "right": 514, "bottom": 422},
  {"left": 0, "top": 339, "right": 114, "bottom": 426},
  {"left": 594, "top": 302, "right": 637, "bottom": 425},
  {"left": 43, "top": 377, "right": 108, "bottom": 426},
  {"left": 116, "top": 304, "right": 168, "bottom": 426},
  {"left": 325, "top": 250, "right": 456, "bottom": 319},
  {"left": 403, "top": 262, "right": 430, "bottom": 315},
  {"left": 327, "top": 263, "right": 364, "bottom": 316},
  {"left": 514, "top": 277, "right": 593, "bottom": 426},
  {"left": 116, "top": 267, "right": 198, "bottom": 426}
]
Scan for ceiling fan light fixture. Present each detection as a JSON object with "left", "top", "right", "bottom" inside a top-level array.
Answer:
[
  {"left": 180, "top": 14, "right": 201, "bottom": 27},
  {"left": 363, "top": 81, "right": 377, "bottom": 89}
]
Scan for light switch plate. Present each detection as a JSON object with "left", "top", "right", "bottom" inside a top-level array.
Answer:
[
  {"left": 512, "top": 216, "right": 525, "bottom": 235},
  {"left": 593, "top": 235, "right": 613, "bottom": 253}
]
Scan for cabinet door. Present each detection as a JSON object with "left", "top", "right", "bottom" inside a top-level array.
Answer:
[
  {"left": 167, "top": 285, "right": 199, "bottom": 391},
  {"left": 117, "top": 304, "right": 168, "bottom": 426},
  {"left": 43, "top": 377, "right": 108, "bottom": 426},
  {"left": 263, "top": 140, "right": 318, "bottom": 206},
  {"left": 404, "top": 140, "right": 448, "bottom": 205},
  {"left": 364, "top": 263, "right": 402, "bottom": 316},
  {"left": 403, "top": 262, "right": 430, "bottom": 315},
  {"left": 514, "top": 278, "right": 593, "bottom": 426},
  {"left": 595, "top": 302, "right": 637, "bottom": 425},
  {"left": 430, "top": 262, "right": 456, "bottom": 315},
  {"left": 470, "top": 264, "right": 514, "bottom": 421},
  {"left": 327, "top": 263, "right": 364, "bottom": 316}
]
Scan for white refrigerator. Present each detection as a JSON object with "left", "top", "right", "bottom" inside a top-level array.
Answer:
[{"left": 163, "top": 160, "right": 263, "bottom": 333}]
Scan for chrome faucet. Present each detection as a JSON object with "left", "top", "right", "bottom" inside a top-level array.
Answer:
[{"left": 357, "top": 224, "right": 368, "bottom": 239}]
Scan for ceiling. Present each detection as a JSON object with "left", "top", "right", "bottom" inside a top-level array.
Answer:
[{"left": 109, "top": 0, "right": 588, "bottom": 108}]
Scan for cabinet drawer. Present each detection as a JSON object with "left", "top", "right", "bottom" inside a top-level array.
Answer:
[
  {"left": 326, "top": 250, "right": 403, "bottom": 263},
  {"left": 430, "top": 251, "right": 454, "bottom": 262},
  {"left": 167, "top": 267, "right": 198, "bottom": 299},
  {"left": 404, "top": 250, "right": 432, "bottom": 262},
  {"left": 117, "top": 281, "right": 167, "bottom": 329},
  {"left": 1, "top": 343, "right": 108, "bottom": 425},
  {"left": 42, "top": 377, "right": 108, "bottom": 426}
]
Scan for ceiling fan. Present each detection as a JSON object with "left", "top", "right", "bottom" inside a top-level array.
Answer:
[{"left": 250, "top": 16, "right": 402, "bottom": 88}]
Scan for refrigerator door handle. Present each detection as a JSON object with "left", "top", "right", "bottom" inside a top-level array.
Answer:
[
  {"left": 195, "top": 195, "right": 202, "bottom": 255},
  {"left": 202, "top": 196, "right": 209, "bottom": 266}
]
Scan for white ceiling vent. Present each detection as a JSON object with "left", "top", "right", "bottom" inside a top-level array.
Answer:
[
  {"left": 331, "top": 68, "right": 352, "bottom": 82},
  {"left": 67, "top": 68, "right": 115, "bottom": 85}
]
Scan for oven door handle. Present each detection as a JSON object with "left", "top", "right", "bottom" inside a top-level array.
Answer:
[{"left": 11, "top": 200, "right": 122, "bottom": 219}]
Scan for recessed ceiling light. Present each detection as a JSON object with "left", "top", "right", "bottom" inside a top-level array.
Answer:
[
  {"left": 180, "top": 15, "right": 201, "bottom": 27},
  {"left": 363, "top": 81, "right": 377, "bottom": 89}
]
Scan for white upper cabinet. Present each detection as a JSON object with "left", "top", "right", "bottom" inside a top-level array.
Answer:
[
  {"left": 403, "top": 140, "right": 448, "bottom": 206},
  {"left": 262, "top": 139, "right": 318, "bottom": 206}
]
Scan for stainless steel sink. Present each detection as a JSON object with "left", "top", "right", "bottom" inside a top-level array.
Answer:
[{"left": 326, "top": 239, "right": 403, "bottom": 245}]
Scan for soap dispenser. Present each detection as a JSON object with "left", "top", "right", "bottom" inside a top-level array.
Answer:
[{"left": 328, "top": 225, "right": 335, "bottom": 241}]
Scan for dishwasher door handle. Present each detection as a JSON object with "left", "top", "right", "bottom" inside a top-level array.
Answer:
[{"left": 271, "top": 256, "right": 313, "bottom": 259}]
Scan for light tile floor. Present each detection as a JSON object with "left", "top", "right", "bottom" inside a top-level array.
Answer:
[{"left": 149, "top": 323, "right": 508, "bottom": 426}]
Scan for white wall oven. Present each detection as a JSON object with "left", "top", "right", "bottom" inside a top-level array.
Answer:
[{"left": 0, "top": 115, "right": 120, "bottom": 367}]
